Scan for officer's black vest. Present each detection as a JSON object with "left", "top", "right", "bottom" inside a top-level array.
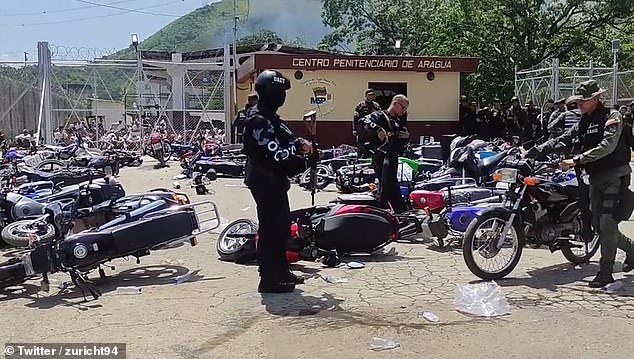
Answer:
[
  {"left": 578, "top": 106, "right": 631, "bottom": 174},
  {"left": 243, "top": 107, "right": 305, "bottom": 179}
]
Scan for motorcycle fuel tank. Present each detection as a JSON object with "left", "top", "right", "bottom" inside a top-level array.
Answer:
[{"left": 8, "top": 193, "right": 44, "bottom": 219}]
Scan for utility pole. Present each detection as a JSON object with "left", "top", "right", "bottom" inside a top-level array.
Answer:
[
  {"left": 230, "top": 0, "right": 239, "bottom": 144},
  {"left": 612, "top": 39, "right": 620, "bottom": 107}
]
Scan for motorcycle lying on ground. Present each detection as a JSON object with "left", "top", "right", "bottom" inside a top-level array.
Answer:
[
  {"left": 0, "top": 196, "right": 220, "bottom": 300},
  {"left": 462, "top": 157, "right": 599, "bottom": 280},
  {"left": 217, "top": 111, "right": 448, "bottom": 266},
  {"left": 2, "top": 186, "right": 190, "bottom": 247}
]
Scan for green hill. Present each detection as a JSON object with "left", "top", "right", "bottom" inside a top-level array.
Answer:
[{"left": 111, "top": 0, "right": 327, "bottom": 59}]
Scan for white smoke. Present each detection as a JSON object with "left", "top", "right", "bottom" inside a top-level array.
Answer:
[{"left": 242, "top": 0, "right": 329, "bottom": 46}]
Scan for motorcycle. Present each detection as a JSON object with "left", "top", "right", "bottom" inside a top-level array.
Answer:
[
  {"left": 0, "top": 176, "right": 127, "bottom": 247},
  {"left": 145, "top": 130, "right": 170, "bottom": 167},
  {"left": 461, "top": 158, "right": 599, "bottom": 280},
  {"left": 217, "top": 199, "right": 447, "bottom": 266},
  {"left": 0, "top": 198, "right": 220, "bottom": 300}
]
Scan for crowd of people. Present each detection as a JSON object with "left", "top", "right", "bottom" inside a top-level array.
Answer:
[{"left": 458, "top": 95, "right": 634, "bottom": 144}]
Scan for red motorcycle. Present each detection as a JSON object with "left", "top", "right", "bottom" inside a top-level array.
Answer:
[
  {"left": 145, "top": 130, "right": 170, "bottom": 167},
  {"left": 216, "top": 197, "right": 447, "bottom": 266}
]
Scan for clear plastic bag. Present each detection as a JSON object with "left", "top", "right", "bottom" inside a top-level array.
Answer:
[{"left": 453, "top": 282, "right": 511, "bottom": 317}]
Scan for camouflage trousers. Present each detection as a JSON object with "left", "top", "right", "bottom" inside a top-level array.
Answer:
[{"left": 590, "top": 174, "right": 634, "bottom": 270}]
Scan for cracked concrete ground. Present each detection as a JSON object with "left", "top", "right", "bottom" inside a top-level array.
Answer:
[{"left": 1, "top": 158, "right": 633, "bottom": 359}]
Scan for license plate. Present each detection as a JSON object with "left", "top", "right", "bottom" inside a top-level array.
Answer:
[
  {"left": 497, "top": 168, "right": 518, "bottom": 183},
  {"left": 152, "top": 143, "right": 163, "bottom": 151}
]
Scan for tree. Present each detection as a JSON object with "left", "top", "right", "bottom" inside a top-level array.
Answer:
[
  {"left": 237, "top": 29, "right": 308, "bottom": 47},
  {"left": 319, "top": 0, "right": 634, "bottom": 102},
  {"left": 237, "top": 29, "right": 284, "bottom": 46}
]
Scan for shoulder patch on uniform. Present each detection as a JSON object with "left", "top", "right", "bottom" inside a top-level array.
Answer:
[{"left": 605, "top": 118, "right": 620, "bottom": 127}]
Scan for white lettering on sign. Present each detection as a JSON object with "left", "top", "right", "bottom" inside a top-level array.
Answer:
[
  {"left": 418, "top": 60, "right": 452, "bottom": 69},
  {"left": 292, "top": 58, "right": 331, "bottom": 67},
  {"left": 289, "top": 57, "right": 453, "bottom": 70}
]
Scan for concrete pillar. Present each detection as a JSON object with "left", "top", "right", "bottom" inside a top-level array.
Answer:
[
  {"left": 37, "top": 41, "right": 53, "bottom": 144},
  {"left": 166, "top": 54, "right": 185, "bottom": 132}
]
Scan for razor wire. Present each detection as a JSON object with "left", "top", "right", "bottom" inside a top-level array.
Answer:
[{"left": 49, "top": 44, "right": 118, "bottom": 61}]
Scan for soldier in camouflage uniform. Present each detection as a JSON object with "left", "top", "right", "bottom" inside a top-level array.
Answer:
[
  {"left": 526, "top": 80, "right": 634, "bottom": 288},
  {"left": 353, "top": 89, "right": 382, "bottom": 158}
]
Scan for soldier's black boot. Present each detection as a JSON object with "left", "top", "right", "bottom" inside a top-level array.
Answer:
[{"left": 589, "top": 270, "right": 615, "bottom": 288}]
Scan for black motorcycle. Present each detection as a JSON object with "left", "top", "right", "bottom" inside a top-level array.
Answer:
[
  {"left": 462, "top": 158, "right": 599, "bottom": 280},
  {"left": 0, "top": 197, "right": 220, "bottom": 300},
  {"left": 0, "top": 175, "right": 127, "bottom": 247}
]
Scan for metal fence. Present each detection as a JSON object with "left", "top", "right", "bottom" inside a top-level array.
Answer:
[
  {"left": 515, "top": 58, "right": 634, "bottom": 109},
  {"left": 0, "top": 42, "right": 228, "bottom": 148}
]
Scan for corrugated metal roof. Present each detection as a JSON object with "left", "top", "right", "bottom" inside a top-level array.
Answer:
[{"left": 140, "top": 43, "right": 339, "bottom": 62}]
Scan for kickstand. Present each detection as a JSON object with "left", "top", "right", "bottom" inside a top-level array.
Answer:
[{"left": 71, "top": 270, "right": 102, "bottom": 301}]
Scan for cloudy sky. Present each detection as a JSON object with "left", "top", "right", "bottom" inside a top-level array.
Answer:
[{"left": 0, "top": 0, "right": 218, "bottom": 61}]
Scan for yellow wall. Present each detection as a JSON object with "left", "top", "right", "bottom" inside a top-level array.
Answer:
[{"left": 236, "top": 69, "right": 460, "bottom": 122}]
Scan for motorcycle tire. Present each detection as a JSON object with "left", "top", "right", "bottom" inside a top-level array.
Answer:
[
  {"left": 216, "top": 219, "right": 258, "bottom": 263},
  {"left": 299, "top": 165, "right": 332, "bottom": 191},
  {"left": 1, "top": 221, "right": 56, "bottom": 248},
  {"left": 462, "top": 210, "right": 525, "bottom": 281},
  {"left": 561, "top": 212, "right": 600, "bottom": 264}
]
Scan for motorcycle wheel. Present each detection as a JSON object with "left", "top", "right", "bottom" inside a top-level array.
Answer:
[
  {"left": 163, "top": 143, "right": 172, "bottom": 159},
  {"left": 1, "top": 221, "right": 56, "bottom": 248},
  {"left": 561, "top": 212, "right": 600, "bottom": 264},
  {"left": 217, "top": 219, "right": 258, "bottom": 263},
  {"left": 36, "top": 159, "right": 66, "bottom": 172},
  {"left": 155, "top": 149, "right": 166, "bottom": 166},
  {"left": 299, "top": 165, "right": 332, "bottom": 191},
  {"left": 462, "top": 211, "right": 525, "bottom": 280}
]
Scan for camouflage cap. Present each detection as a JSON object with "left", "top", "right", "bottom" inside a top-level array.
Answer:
[{"left": 569, "top": 80, "right": 606, "bottom": 101}]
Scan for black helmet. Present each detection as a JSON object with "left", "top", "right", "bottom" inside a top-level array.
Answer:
[{"left": 255, "top": 70, "right": 291, "bottom": 109}]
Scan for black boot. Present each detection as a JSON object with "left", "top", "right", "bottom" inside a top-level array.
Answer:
[
  {"left": 589, "top": 270, "right": 615, "bottom": 288},
  {"left": 258, "top": 277, "right": 295, "bottom": 293},
  {"left": 286, "top": 271, "right": 305, "bottom": 285}
]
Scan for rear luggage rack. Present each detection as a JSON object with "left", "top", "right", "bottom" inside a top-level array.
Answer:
[{"left": 141, "top": 200, "right": 221, "bottom": 235}]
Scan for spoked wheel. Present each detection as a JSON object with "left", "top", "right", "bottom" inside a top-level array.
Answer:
[
  {"left": 462, "top": 211, "right": 525, "bottom": 280},
  {"left": 299, "top": 165, "right": 332, "bottom": 191},
  {"left": 1, "top": 220, "right": 56, "bottom": 248},
  {"left": 561, "top": 211, "right": 600, "bottom": 264},
  {"left": 36, "top": 159, "right": 66, "bottom": 172},
  {"left": 216, "top": 219, "right": 258, "bottom": 262}
]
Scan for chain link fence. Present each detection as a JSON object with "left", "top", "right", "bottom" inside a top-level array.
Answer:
[{"left": 516, "top": 59, "right": 632, "bottom": 109}]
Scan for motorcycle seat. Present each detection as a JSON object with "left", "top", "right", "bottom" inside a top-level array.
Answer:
[
  {"left": 65, "top": 210, "right": 198, "bottom": 264},
  {"left": 331, "top": 194, "right": 379, "bottom": 207},
  {"left": 479, "top": 151, "right": 508, "bottom": 173},
  {"left": 100, "top": 199, "right": 169, "bottom": 230}
]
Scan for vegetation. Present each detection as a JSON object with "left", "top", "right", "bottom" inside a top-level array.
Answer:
[
  {"left": 3, "top": 0, "right": 633, "bottom": 112},
  {"left": 319, "top": 0, "right": 634, "bottom": 103}
]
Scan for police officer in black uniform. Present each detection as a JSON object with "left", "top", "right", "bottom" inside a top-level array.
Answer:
[
  {"left": 243, "top": 70, "right": 313, "bottom": 293},
  {"left": 233, "top": 94, "right": 258, "bottom": 143},
  {"left": 353, "top": 89, "right": 382, "bottom": 158},
  {"left": 359, "top": 94, "right": 410, "bottom": 213}
]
